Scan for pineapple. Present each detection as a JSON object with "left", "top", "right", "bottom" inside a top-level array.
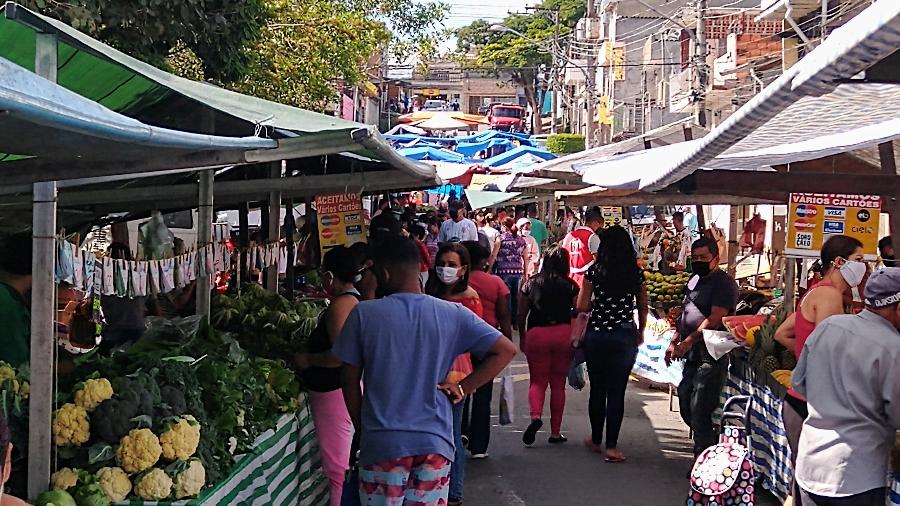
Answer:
[
  {"left": 763, "top": 355, "right": 781, "bottom": 373},
  {"left": 780, "top": 349, "right": 797, "bottom": 370}
]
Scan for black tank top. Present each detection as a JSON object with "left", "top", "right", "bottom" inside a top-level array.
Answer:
[{"left": 302, "top": 291, "right": 360, "bottom": 392}]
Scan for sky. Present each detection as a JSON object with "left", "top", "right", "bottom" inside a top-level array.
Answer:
[{"left": 437, "top": 0, "right": 535, "bottom": 53}]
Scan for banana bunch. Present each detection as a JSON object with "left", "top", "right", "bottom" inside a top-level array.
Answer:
[{"left": 771, "top": 369, "right": 792, "bottom": 388}]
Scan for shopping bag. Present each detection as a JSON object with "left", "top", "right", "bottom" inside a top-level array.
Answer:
[
  {"left": 568, "top": 349, "right": 587, "bottom": 391},
  {"left": 340, "top": 467, "right": 361, "bottom": 506},
  {"left": 498, "top": 366, "right": 515, "bottom": 426}
]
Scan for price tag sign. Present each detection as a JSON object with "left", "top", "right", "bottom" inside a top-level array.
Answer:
[{"left": 785, "top": 193, "right": 880, "bottom": 259}]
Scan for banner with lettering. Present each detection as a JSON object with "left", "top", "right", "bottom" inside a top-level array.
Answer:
[
  {"left": 315, "top": 192, "right": 366, "bottom": 256},
  {"left": 785, "top": 193, "right": 881, "bottom": 259}
]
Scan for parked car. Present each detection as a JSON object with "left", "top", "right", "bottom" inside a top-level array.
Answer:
[{"left": 422, "top": 99, "right": 447, "bottom": 111}]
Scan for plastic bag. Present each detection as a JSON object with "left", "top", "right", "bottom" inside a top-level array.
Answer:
[
  {"left": 703, "top": 330, "right": 741, "bottom": 360},
  {"left": 568, "top": 349, "right": 587, "bottom": 391},
  {"left": 139, "top": 211, "right": 175, "bottom": 260},
  {"left": 498, "top": 366, "right": 515, "bottom": 425}
]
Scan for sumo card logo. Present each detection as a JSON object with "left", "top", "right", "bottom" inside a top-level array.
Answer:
[
  {"left": 823, "top": 221, "right": 845, "bottom": 234},
  {"left": 794, "top": 232, "right": 813, "bottom": 249},
  {"left": 824, "top": 207, "right": 846, "bottom": 219},
  {"left": 795, "top": 205, "right": 817, "bottom": 218}
]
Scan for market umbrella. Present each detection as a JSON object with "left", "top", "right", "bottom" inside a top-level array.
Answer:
[
  {"left": 414, "top": 115, "right": 476, "bottom": 131},
  {"left": 398, "top": 111, "right": 488, "bottom": 125}
]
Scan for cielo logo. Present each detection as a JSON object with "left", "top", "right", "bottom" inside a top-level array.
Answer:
[
  {"left": 795, "top": 205, "right": 817, "bottom": 218},
  {"left": 321, "top": 214, "right": 341, "bottom": 226}
]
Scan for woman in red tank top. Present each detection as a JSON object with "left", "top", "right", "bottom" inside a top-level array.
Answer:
[
  {"left": 773, "top": 235, "right": 866, "bottom": 501},
  {"left": 426, "top": 242, "right": 483, "bottom": 506}
]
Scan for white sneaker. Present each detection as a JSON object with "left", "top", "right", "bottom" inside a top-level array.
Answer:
[{"left": 470, "top": 453, "right": 489, "bottom": 459}]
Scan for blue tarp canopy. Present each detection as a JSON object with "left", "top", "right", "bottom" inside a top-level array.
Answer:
[
  {"left": 397, "top": 146, "right": 470, "bottom": 162},
  {"left": 482, "top": 145, "right": 556, "bottom": 167},
  {"left": 455, "top": 138, "right": 514, "bottom": 157}
]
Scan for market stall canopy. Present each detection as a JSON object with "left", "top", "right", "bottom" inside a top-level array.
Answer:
[
  {"left": 0, "top": 3, "right": 437, "bottom": 184},
  {"left": 578, "top": 83, "right": 900, "bottom": 190},
  {"left": 398, "top": 146, "right": 468, "bottom": 162},
  {"left": 384, "top": 124, "right": 427, "bottom": 136},
  {"left": 464, "top": 189, "right": 522, "bottom": 210},
  {"left": 0, "top": 56, "right": 277, "bottom": 183},
  {"left": 482, "top": 145, "right": 556, "bottom": 168},
  {"left": 515, "top": 118, "right": 703, "bottom": 182},
  {"left": 413, "top": 115, "right": 478, "bottom": 131},
  {"left": 455, "top": 138, "right": 514, "bottom": 157},
  {"left": 634, "top": 0, "right": 900, "bottom": 191}
]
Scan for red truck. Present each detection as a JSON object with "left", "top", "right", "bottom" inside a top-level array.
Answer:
[{"left": 487, "top": 103, "right": 526, "bottom": 132}]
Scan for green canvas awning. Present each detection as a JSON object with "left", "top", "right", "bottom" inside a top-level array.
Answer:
[{"left": 0, "top": 2, "right": 437, "bottom": 183}]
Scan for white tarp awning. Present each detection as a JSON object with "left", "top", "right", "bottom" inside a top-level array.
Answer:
[
  {"left": 579, "top": 83, "right": 900, "bottom": 188},
  {"left": 597, "top": 0, "right": 900, "bottom": 191}
]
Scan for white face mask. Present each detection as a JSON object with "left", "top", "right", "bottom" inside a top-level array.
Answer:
[
  {"left": 839, "top": 260, "right": 867, "bottom": 287},
  {"left": 436, "top": 266, "right": 460, "bottom": 285},
  {"left": 521, "top": 229, "right": 532, "bottom": 237}
]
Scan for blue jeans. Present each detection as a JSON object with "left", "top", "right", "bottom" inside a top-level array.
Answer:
[
  {"left": 584, "top": 326, "right": 639, "bottom": 449},
  {"left": 500, "top": 274, "right": 521, "bottom": 321},
  {"left": 449, "top": 402, "right": 465, "bottom": 501}
]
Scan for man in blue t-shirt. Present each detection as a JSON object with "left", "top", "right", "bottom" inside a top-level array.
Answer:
[{"left": 334, "top": 238, "right": 515, "bottom": 506}]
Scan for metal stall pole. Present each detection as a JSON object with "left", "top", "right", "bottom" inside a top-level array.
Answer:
[
  {"left": 28, "top": 32, "right": 58, "bottom": 500},
  {"left": 196, "top": 170, "right": 214, "bottom": 318},
  {"left": 266, "top": 162, "right": 282, "bottom": 292},
  {"left": 284, "top": 198, "right": 296, "bottom": 299}
]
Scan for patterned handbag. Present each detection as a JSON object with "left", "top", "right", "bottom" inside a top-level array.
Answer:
[{"left": 686, "top": 395, "right": 755, "bottom": 506}]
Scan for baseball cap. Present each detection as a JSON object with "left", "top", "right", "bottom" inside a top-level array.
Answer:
[
  {"left": 516, "top": 218, "right": 530, "bottom": 229},
  {"left": 864, "top": 267, "right": 900, "bottom": 308}
]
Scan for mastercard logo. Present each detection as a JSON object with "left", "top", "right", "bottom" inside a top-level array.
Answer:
[
  {"left": 793, "top": 220, "right": 816, "bottom": 230},
  {"left": 321, "top": 215, "right": 341, "bottom": 226},
  {"left": 321, "top": 228, "right": 335, "bottom": 239}
]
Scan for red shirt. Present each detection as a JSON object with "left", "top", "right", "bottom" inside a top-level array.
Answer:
[
  {"left": 468, "top": 270, "right": 510, "bottom": 328},
  {"left": 415, "top": 240, "right": 430, "bottom": 273}
]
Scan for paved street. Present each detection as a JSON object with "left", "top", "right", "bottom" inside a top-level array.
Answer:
[{"left": 464, "top": 356, "right": 780, "bottom": 506}]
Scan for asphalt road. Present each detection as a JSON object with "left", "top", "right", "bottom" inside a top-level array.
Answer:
[{"left": 462, "top": 356, "right": 781, "bottom": 506}]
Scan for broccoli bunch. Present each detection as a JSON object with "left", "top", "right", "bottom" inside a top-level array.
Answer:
[{"left": 92, "top": 373, "right": 160, "bottom": 445}]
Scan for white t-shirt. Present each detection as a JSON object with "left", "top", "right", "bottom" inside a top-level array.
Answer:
[
  {"left": 439, "top": 218, "right": 479, "bottom": 243},
  {"left": 480, "top": 225, "right": 500, "bottom": 245}
]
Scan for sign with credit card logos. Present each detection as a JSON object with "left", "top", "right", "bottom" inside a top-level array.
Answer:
[{"left": 786, "top": 193, "right": 880, "bottom": 259}]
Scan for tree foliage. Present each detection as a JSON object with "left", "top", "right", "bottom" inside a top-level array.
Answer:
[
  {"left": 24, "top": 0, "right": 267, "bottom": 83},
  {"left": 230, "top": 0, "right": 391, "bottom": 110},
  {"left": 455, "top": 0, "right": 585, "bottom": 134}
]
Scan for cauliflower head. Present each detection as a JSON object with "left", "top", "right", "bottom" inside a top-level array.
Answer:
[
  {"left": 173, "top": 460, "right": 206, "bottom": 499},
  {"left": 52, "top": 403, "right": 90, "bottom": 447},
  {"left": 50, "top": 467, "right": 79, "bottom": 491},
  {"left": 159, "top": 415, "right": 200, "bottom": 461},
  {"left": 0, "top": 364, "right": 15, "bottom": 381},
  {"left": 74, "top": 378, "right": 114, "bottom": 412},
  {"left": 96, "top": 467, "right": 132, "bottom": 502},
  {"left": 134, "top": 468, "right": 172, "bottom": 501},
  {"left": 116, "top": 429, "right": 162, "bottom": 473}
]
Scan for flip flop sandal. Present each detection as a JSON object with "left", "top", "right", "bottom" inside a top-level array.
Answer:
[{"left": 605, "top": 452, "right": 627, "bottom": 463}]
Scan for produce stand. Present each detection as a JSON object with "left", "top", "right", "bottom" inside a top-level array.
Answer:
[
  {"left": 118, "top": 399, "right": 328, "bottom": 506},
  {"left": 719, "top": 354, "right": 792, "bottom": 502}
]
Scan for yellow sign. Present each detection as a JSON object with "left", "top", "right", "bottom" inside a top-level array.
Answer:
[
  {"left": 468, "top": 174, "right": 502, "bottom": 191},
  {"left": 315, "top": 192, "right": 366, "bottom": 256},
  {"left": 596, "top": 96, "right": 613, "bottom": 125},
  {"left": 602, "top": 206, "right": 624, "bottom": 227},
  {"left": 785, "top": 193, "right": 881, "bottom": 259},
  {"left": 422, "top": 88, "right": 440, "bottom": 97},
  {"left": 613, "top": 47, "right": 625, "bottom": 81}
]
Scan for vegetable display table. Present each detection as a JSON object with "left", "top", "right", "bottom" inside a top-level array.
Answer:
[
  {"left": 118, "top": 394, "right": 329, "bottom": 506},
  {"left": 719, "top": 357, "right": 793, "bottom": 502}
]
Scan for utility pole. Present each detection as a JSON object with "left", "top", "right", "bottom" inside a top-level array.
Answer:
[
  {"left": 585, "top": 0, "right": 597, "bottom": 148},
  {"left": 551, "top": 7, "right": 561, "bottom": 134},
  {"left": 693, "top": 0, "right": 709, "bottom": 128}
]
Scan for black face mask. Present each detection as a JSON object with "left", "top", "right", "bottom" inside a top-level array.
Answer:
[{"left": 692, "top": 260, "right": 712, "bottom": 277}]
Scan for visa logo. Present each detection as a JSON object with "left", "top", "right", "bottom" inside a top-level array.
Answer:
[{"left": 824, "top": 207, "right": 846, "bottom": 219}]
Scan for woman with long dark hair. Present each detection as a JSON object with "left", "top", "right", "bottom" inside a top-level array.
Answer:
[
  {"left": 576, "top": 226, "right": 648, "bottom": 462},
  {"left": 517, "top": 246, "right": 579, "bottom": 446},
  {"left": 774, "top": 234, "right": 866, "bottom": 501},
  {"left": 294, "top": 246, "right": 362, "bottom": 506},
  {"left": 426, "top": 243, "right": 482, "bottom": 506}
]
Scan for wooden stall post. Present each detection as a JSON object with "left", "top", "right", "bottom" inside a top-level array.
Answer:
[
  {"left": 284, "top": 199, "right": 296, "bottom": 299},
  {"left": 266, "top": 162, "right": 282, "bottom": 292},
  {"left": 878, "top": 142, "right": 900, "bottom": 250},
  {"left": 28, "top": 32, "right": 58, "bottom": 500}
]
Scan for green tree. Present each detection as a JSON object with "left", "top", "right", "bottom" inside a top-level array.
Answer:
[
  {"left": 455, "top": 0, "right": 585, "bottom": 134},
  {"left": 24, "top": 0, "right": 267, "bottom": 83}
]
